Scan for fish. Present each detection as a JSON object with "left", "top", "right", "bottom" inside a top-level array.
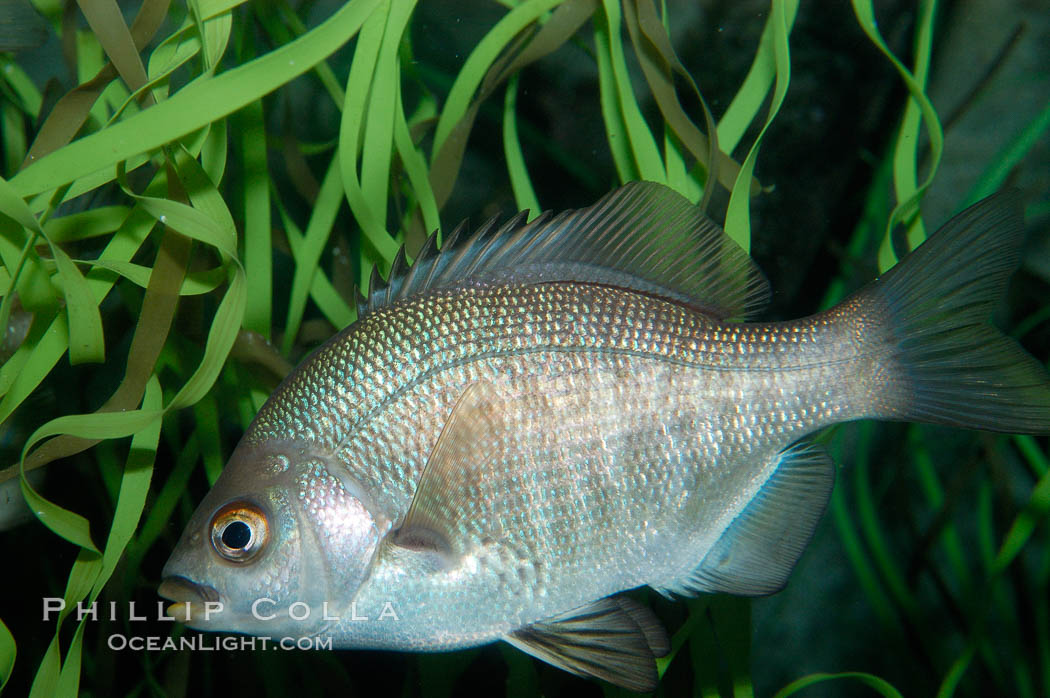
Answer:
[{"left": 159, "top": 182, "right": 1050, "bottom": 691}]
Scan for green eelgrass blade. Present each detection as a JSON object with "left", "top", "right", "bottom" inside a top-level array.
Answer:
[
  {"left": 28, "top": 549, "right": 101, "bottom": 698},
  {"left": 25, "top": 380, "right": 162, "bottom": 696},
  {"left": 596, "top": 0, "right": 664, "bottom": 185},
  {"left": 663, "top": 131, "right": 703, "bottom": 204},
  {"left": 683, "top": 596, "right": 752, "bottom": 698},
  {"left": 0, "top": 617, "right": 15, "bottom": 692},
  {"left": 360, "top": 0, "right": 414, "bottom": 228},
  {"left": 0, "top": 221, "right": 51, "bottom": 356},
  {"left": 14, "top": 146, "right": 240, "bottom": 480},
  {"left": 2, "top": 99, "right": 27, "bottom": 176},
  {"left": 40, "top": 377, "right": 163, "bottom": 697},
  {"left": 10, "top": 0, "right": 382, "bottom": 200},
  {"left": 267, "top": 0, "right": 347, "bottom": 106},
  {"left": 1, "top": 195, "right": 183, "bottom": 488},
  {"left": 18, "top": 148, "right": 242, "bottom": 692},
  {"left": 44, "top": 206, "right": 130, "bottom": 243},
  {"left": 0, "top": 310, "right": 65, "bottom": 422},
  {"left": 937, "top": 642, "right": 978, "bottom": 698},
  {"left": 721, "top": 597, "right": 754, "bottom": 698},
  {"left": 194, "top": 393, "right": 225, "bottom": 485},
  {"left": 910, "top": 427, "right": 971, "bottom": 597},
  {"left": 77, "top": 0, "right": 151, "bottom": 95},
  {"left": 125, "top": 433, "right": 201, "bottom": 574},
  {"left": 427, "top": 0, "right": 565, "bottom": 210},
  {"left": 45, "top": 243, "right": 106, "bottom": 364},
  {"left": 430, "top": 0, "right": 561, "bottom": 164},
  {"left": 773, "top": 672, "right": 904, "bottom": 698},
  {"left": 199, "top": 0, "right": 251, "bottom": 17},
  {"left": 991, "top": 436, "right": 1050, "bottom": 575},
  {"left": 69, "top": 378, "right": 161, "bottom": 681},
  {"left": 24, "top": 0, "right": 220, "bottom": 168},
  {"left": 853, "top": 424, "right": 921, "bottom": 621},
  {"left": 193, "top": 0, "right": 234, "bottom": 73},
  {"left": 716, "top": 1, "right": 797, "bottom": 155},
  {"left": 0, "top": 175, "right": 106, "bottom": 364},
  {"left": 79, "top": 258, "right": 225, "bottom": 295},
  {"left": 964, "top": 99, "right": 1050, "bottom": 207},
  {"left": 338, "top": 1, "right": 401, "bottom": 267},
  {"left": 162, "top": 155, "right": 246, "bottom": 411},
  {"left": 202, "top": 117, "right": 228, "bottom": 184},
  {"left": 594, "top": 9, "right": 636, "bottom": 183},
  {"left": 145, "top": 18, "right": 204, "bottom": 102},
  {"left": 393, "top": 73, "right": 441, "bottom": 236},
  {"left": 977, "top": 480, "right": 997, "bottom": 572},
  {"left": 850, "top": 0, "right": 943, "bottom": 271},
  {"left": 272, "top": 187, "right": 355, "bottom": 330},
  {"left": 655, "top": 597, "right": 703, "bottom": 679},
  {"left": 0, "top": 308, "right": 62, "bottom": 418},
  {"left": 623, "top": 0, "right": 742, "bottom": 207},
  {"left": 110, "top": 157, "right": 246, "bottom": 414},
  {"left": 503, "top": 73, "right": 541, "bottom": 218},
  {"left": 829, "top": 429, "right": 900, "bottom": 632},
  {"left": 724, "top": 0, "right": 797, "bottom": 253},
  {"left": 890, "top": 0, "right": 938, "bottom": 257},
  {"left": 0, "top": 55, "right": 43, "bottom": 118},
  {"left": 238, "top": 96, "right": 273, "bottom": 339},
  {"left": 499, "top": 643, "right": 541, "bottom": 698},
  {"left": 126, "top": 188, "right": 236, "bottom": 259},
  {"left": 931, "top": 435, "right": 1047, "bottom": 698},
  {"left": 687, "top": 600, "right": 721, "bottom": 697},
  {"left": 282, "top": 155, "right": 346, "bottom": 354}
]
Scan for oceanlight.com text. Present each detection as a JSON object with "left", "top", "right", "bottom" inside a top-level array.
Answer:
[{"left": 107, "top": 634, "right": 333, "bottom": 651}]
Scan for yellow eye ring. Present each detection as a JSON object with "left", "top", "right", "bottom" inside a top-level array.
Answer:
[{"left": 210, "top": 501, "right": 269, "bottom": 562}]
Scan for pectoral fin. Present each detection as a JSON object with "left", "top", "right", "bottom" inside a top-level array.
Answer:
[
  {"left": 658, "top": 441, "right": 835, "bottom": 597},
  {"left": 386, "top": 381, "right": 507, "bottom": 559},
  {"left": 505, "top": 596, "right": 670, "bottom": 692}
]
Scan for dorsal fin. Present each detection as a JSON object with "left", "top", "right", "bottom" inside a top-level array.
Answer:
[{"left": 360, "top": 181, "right": 770, "bottom": 320}]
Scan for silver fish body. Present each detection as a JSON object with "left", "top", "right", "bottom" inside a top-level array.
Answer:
[
  {"left": 274, "top": 284, "right": 858, "bottom": 641},
  {"left": 160, "top": 183, "right": 1050, "bottom": 691}
]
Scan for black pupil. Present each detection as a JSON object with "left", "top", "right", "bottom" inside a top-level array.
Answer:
[{"left": 221, "top": 520, "right": 252, "bottom": 549}]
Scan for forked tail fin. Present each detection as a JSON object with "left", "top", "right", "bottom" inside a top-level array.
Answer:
[{"left": 859, "top": 191, "right": 1050, "bottom": 433}]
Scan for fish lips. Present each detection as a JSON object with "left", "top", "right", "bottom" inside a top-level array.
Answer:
[{"left": 158, "top": 575, "right": 222, "bottom": 625}]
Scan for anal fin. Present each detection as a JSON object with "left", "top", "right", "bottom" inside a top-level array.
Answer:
[
  {"left": 505, "top": 596, "right": 670, "bottom": 692},
  {"left": 659, "top": 441, "right": 835, "bottom": 597}
]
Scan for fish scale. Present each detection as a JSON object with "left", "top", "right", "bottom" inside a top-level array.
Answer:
[
  {"left": 318, "top": 285, "right": 860, "bottom": 641},
  {"left": 253, "top": 282, "right": 857, "bottom": 444},
  {"left": 161, "top": 183, "right": 1050, "bottom": 692},
  {"left": 299, "top": 287, "right": 841, "bottom": 523}
]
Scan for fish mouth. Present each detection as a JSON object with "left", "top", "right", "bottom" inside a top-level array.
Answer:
[{"left": 158, "top": 575, "right": 221, "bottom": 623}]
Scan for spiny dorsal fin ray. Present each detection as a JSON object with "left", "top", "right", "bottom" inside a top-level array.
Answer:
[
  {"left": 362, "top": 182, "right": 770, "bottom": 320},
  {"left": 361, "top": 220, "right": 473, "bottom": 316},
  {"left": 656, "top": 441, "right": 835, "bottom": 597},
  {"left": 505, "top": 596, "right": 670, "bottom": 692},
  {"left": 386, "top": 381, "right": 507, "bottom": 558}
]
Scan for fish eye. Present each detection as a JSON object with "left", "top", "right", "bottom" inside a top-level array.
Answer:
[{"left": 210, "top": 501, "right": 269, "bottom": 562}]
